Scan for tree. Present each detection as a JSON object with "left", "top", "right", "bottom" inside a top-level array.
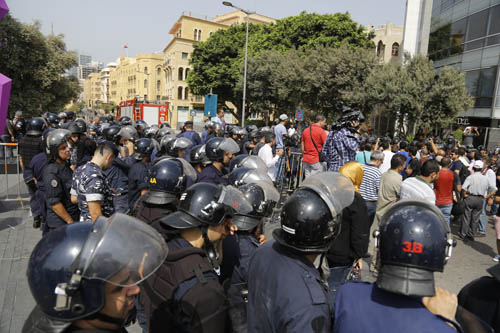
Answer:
[
  {"left": 188, "top": 12, "right": 374, "bottom": 122},
  {"left": 0, "top": 15, "right": 79, "bottom": 118}
]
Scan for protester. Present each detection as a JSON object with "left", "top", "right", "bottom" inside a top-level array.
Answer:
[
  {"left": 434, "top": 157, "right": 461, "bottom": 225},
  {"left": 301, "top": 115, "right": 327, "bottom": 178},
  {"left": 360, "top": 150, "right": 384, "bottom": 226},
  {"left": 399, "top": 159, "right": 440, "bottom": 204}
]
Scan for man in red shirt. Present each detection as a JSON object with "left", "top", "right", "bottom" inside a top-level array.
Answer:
[
  {"left": 434, "top": 157, "right": 461, "bottom": 225},
  {"left": 301, "top": 115, "right": 327, "bottom": 178}
]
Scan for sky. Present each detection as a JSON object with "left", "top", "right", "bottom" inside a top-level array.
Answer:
[{"left": 7, "top": 0, "right": 406, "bottom": 64}]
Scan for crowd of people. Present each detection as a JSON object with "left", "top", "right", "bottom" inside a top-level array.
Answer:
[{"left": 2, "top": 108, "right": 500, "bottom": 332}]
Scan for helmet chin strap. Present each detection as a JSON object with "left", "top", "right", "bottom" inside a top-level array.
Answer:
[{"left": 200, "top": 226, "right": 221, "bottom": 276}]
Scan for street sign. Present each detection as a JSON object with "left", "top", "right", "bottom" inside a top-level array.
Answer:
[
  {"left": 295, "top": 109, "right": 304, "bottom": 122},
  {"left": 190, "top": 109, "right": 197, "bottom": 117},
  {"left": 204, "top": 94, "right": 217, "bottom": 117}
]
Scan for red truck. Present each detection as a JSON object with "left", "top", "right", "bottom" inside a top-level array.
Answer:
[{"left": 117, "top": 99, "right": 169, "bottom": 126}]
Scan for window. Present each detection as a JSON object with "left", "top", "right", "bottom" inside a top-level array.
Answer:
[
  {"left": 466, "top": 9, "right": 489, "bottom": 42},
  {"left": 157, "top": 80, "right": 161, "bottom": 91},
  {"left": 182, "top": 52, "right": 188, "bottom": 60},
  {"left": 391, "top": 43, "right": 399, "bottom": 57},
  {"left": 144, "top": 79, "right": 148, "bottom": 88},
  {"left": 144, "top": 67, "right": 148, "bottom": 74},
  {"left": 465, "top": 66, "right": 498, "bottom": 108},
  {"left": 488, "top": 5, "right": 500, "bottom": 36},
  {"left": 184, "top": 87, "right": 189, "bottom": 100},
  {"left": 184, "top": 68, "right": 190, "bottom": 80},
  {"left": 178, "top": 87, "right": 183, "bottom": 100},
  {"left": 376, "top": 41, "right": 385, "bottom": 57},
  {"left": 194, "top": 29, "right": 198, "bottom": 40},
  {"left": 198, "top": 30, "right": 202, "bottom": 41},
  {"left": 178, "top": 67, "right": 184, "bottom": 81},
  {"left": 157, "top": 67, "right": 161, "bottom": 75}
]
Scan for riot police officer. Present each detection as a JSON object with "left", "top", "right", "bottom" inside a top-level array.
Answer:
[
  {"left": 128, "top": 138, "right": 154, "bottom": 210},
  {"left": 142, "top": 183, "right": 252, "bottom": 332},
  {"left": 22, "top": 213, "right": 168, "bottom": 333},
  {"left": 71, "top": 141, "right": 117, "bottom": 222},
  {"left": 222, "top": 181, "right": 279, "bottom": 332},
  {"left": 12, "top": 110, "right": 27, "bottom": 140},
  {"left": 227, "top": 167, "right": 274, "bottom": 187},
  {"left": 103, "top": 126, "right": 134, "bottom": 214},
  {"left": 188, "top": 144, "right": 208, "bottom": 177},
  {"left": 19, "top": 117, "right": 46, "bottom": 227},
  {"left": 74, "top": 119, "right": 96, "bottom": 167},
  {"left": 165, "top": 137, "right": 192, "bottom": 159},
  {"left": 133, "top": 158, "right": 197, "bottom": 231},
  {"left": 198, "top": 137, "right": 240, "bottom": 185},
  {"left": 333, "top": 200, "right": 461, "bottom": 332},
  {"left": 247, "top": 172, "right": 355, "bottom": 332},
  {"left": 43, "top": 129, "right": 80, "bottom": 232},
  {"left": 176, "top": 120, "right": 201, "bottom": 157}
]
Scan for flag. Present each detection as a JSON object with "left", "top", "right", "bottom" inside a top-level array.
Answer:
[{"left": 123, "top": 44, "right": 128, "bottom": 49}]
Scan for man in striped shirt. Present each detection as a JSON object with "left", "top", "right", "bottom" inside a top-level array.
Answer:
[{"left": 360, "top": 150, "right": 384, "bottom": 226}]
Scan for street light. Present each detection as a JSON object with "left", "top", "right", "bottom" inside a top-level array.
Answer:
[{"left": 222, "top": 1, "right": 255, "bottom": 127}]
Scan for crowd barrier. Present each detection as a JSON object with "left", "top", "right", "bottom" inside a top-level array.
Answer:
[{"left": 0, "top": 142, "right": 26, "bottom": 209}]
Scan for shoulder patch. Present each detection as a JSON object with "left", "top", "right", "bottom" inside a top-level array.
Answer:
[{"left": 51, "top": 179, "right": 58, "bottom": 188}]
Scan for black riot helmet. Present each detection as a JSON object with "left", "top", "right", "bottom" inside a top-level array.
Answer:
[
  {"left": 117, "top": 125, "right": 137, "bottom": 141},
  {"left": 69, "top": 122, "right": 84, "bottom": 135},
  {"left": 135, "top": 119, "right": 148, "bottom": 132},
  {"left": 156, "top": 127, "right": 172, "bottom": 140},
  {"left": 160, "top": 122, "right": 171, "bottom": 129},
  {"left": 144, "top": 126, "right": 158, "bottom": 139},
  {"left": 273, "top": 172, "right": 355, "bottom": 254},
  {"left": 120, "top": 116, "right": 132, "bottom": 126},
  {"left": 228, "top": 167, "right": 273, "bottom": 186},
  {"left": 132, "top": 138, "right": 154, "bottom": 160},
  {"left": 25, "top": 214, "right": 167, "bottom": 323},
  {"left": 159, "top": 135, "right": 175, "bottom": 156},
  {"left": 213, "top": 122, "right": 224, "bottom": 137},
  {"left": 106, "top": 114, "right": 114, "bottom": 122},
  {"left": 103, "top": 125, "right": 121, "bottom": 143},
  {"left": 26, "top": 117, "right": 46, "bottom": 136},
  {"left": 229, "top": 154, "right": 267, "bottom": 172},
  {"left": 246, "top": 124, "right": 258, "bottom": 134},
  {"left": 165, "top": 137, "right": 192, "bottom": 157},
  {"left": 205, "top": 137, "right": 240, "bottom": 162},
  {"left": 74, "top": 119, "right": 87, "bottom": 133},
  {"left": 189, "top": 144, "right": 207, "bottom": 164},
  {"left": 143, "top": 158, "right": 197, "bottom": 205},
  {"left": 45, "top": 112, "right": 61, "bottom": 128},
  {"left": 65, "top": 111, "right": 75, "bottom": 120},
  {"left": 374, "top": 200, "right": 456, "bottom": 297},
  {"left": 232, "top": 181, "right": 279, "bottom": 231},
  {"left": 159, "top": 183, "right": 252, "bottom": 229},
  {"left": 46, "top": 129, "right": 71, "bottom": 159}
]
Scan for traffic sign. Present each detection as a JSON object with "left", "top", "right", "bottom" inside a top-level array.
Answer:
[
  {"left": 204, "top": 94, "right": 218, "bottom": 117},
  {"left": 190, "top": 109, "right": 197, "bottom": 117},
  {"left": 295, "top": 109, "right": 304, "bottom": 121}
]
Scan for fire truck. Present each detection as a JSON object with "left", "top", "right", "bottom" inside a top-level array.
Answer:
[{"left": 117, "top": 99, "right": 169, "bottom": 126}]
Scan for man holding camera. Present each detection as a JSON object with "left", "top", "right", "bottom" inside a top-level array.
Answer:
[{"left": 301, "top": 115, "right": 327, "bottom": 178}]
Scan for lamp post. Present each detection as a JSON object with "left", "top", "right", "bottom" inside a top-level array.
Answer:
[{"left": 222, "top": 1, "right": 254, "bottom": 128}]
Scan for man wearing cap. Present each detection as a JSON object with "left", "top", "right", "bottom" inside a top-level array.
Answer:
[
  {"left": 71, "top": 141, "right": 118, "bottom": 222},
  {"left": 274, "top": 114, "right": 289, "bottom": 150},
  {"left": 12, "top": 111, "right": 26, "bottom": 140},
  {"left": 460, "top": 159, "right": 497, "bottom": 241},
  {"left": 176, "top": 120, "right": 201, "bottom": 158}
]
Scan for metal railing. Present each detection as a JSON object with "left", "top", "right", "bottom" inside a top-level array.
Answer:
[{"left": 1, "top": 143, "right": 26, "bottom": 208}]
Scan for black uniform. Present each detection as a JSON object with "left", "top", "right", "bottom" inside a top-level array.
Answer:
[
  {"left": 43, "top": 162, "right": 80, "bottom": 229},
  {"left": 19, "top": 135, "right": 44, "bottom": 217},
  {"left": 198, "top": 165, "right": 228, "bottom": 185},
  {"left": 128, "top": 161, "right": 150, "bottom": 210}
]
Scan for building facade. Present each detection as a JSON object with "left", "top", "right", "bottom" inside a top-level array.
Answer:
[
  {"left": 163, "top": 11, "right": 276, "bottom": 130},
  {"left": 100, "top": 63, "right": 117, "bottom": 104},
  {"left": 428, "top": 0, "right": 500, "bottom": 133},
  {"left": 402, "top": 0, "right": 433, "bottom": 57},
  {"left": 369, "top": 22, "right": 404, "bottom": 63},
  {"left": 83, "top": 72, "right": 102, "bottom": 108},
  {"left": 108, "top": 54, "right": 165, "bottom": 105}
]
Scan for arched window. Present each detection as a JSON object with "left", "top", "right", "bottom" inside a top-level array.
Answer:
[
  {"left": 157, "top": 80, "right": 161, "bottom": 91},
  {"left": 194, "top": 29, "right": 198, "bottom": 40},
  {"left": 184, "top": 68, "right": 190, "bottom": 80},
  {"left": 157, "top": 67, "right": 161, "bottom": 76},
  {"left": 144, "top": 67, "right": 148, "bottom": 74},
  {"left": 144, "top": 79, "right": 148, "bottom": 88},
  {"left": 377, "top": 41, "right": 385, "bottom": 57},
  {"left": 184, "top": 87, "right": 189, "bottom": 100},
  {"left": 392, "top": 42, "right": 400, "bottom": 57},
  {"left": 178, "top": 86, "right": 183, "bottom": 100},
  {"left": 197, "top": 29, "right": 202, "bottom": 41},
  {"left": 178, "top": 67, "right": 184, "bottom": 81}
]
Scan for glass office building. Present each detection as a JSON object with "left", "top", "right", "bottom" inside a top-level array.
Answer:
[{"left": 428, "top": 0, "right": 500, "bottom": 128}]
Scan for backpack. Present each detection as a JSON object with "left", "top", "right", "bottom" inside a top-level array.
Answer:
[
  {"left": 459, "top": 163, "right": 471, "bottom": 184},
  {"left": 142, "top": 246, "right": 228, "bottom": 333}
]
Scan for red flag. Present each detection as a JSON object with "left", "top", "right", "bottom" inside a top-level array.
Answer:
[{"left": 123, "top": 44, "right": 128, "bottom": 48}]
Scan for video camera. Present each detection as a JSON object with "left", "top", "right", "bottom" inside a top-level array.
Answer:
[{"left": 331, "top": 106, "right": 365, "bottom": 133}]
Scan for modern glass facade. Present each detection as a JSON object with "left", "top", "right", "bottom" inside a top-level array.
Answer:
[{"left": 429, "top": 0, "right": 500, "bottom": 125}]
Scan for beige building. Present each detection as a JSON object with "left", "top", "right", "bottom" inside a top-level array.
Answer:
[
  {"left": 100, "top": 63, "right": 117, "bottom": 104},
  {"left": 83, "top": 72, "right": 103, "bottom": 109},
  {"left": 368, "top": 22, "right": 404, "bottom": 63},
  {"left": 163, "top": 11, "right": 276, "bottom": 129},
  {"left": 108, "top": 53, "right": 165, "bottom": 105}
]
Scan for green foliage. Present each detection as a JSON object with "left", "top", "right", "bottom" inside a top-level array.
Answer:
[
  {"left": 0, "top": 14, "right": 80, "bottom": 118},
  {"left": 188, "top": 11, "right": 374, "bottom": 122}
]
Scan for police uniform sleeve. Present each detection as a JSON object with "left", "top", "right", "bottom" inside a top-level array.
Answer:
[
  {"left": 85, "top": 174, "right": 106, "bottom": 202},
  {"left": 129, "top": 163, "right": 150, "bottom": 191},
  {"left": 193, "top": 132, "right": 202, "bottom": 146},
  {"left": 43, "top": 165, "right": 64, "bottom": 205}
]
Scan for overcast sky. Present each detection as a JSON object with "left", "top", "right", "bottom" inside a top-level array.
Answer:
[{"left": 8, "top": 0, "right": 406, "bottom": 64}]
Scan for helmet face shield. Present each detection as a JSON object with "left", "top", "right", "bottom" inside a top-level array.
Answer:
[
  {"left": 300, "top": 172, "right": 355, "bottom": 216},
  {"left": 216, "top": 185, "right": 253, "bottom": 216},
  {"left": 250, "top": 181, "right": 279, "bottom": 215},
  {"left": 78, "top": 214, "right": 168, "bottom": 287},
  {"left": 219, "top": 138, "right": 240, "bottom": 155},
  {"left": 174, "top": 137, "right": 193, "bottom": 149},
  {"left": 175, "top": 157, "right": 198, "bottom": 184},
  {"left": 239, "top": 155, "right": 267, "bottom": 171}
]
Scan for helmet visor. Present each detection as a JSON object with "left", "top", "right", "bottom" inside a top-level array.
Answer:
[
  {"left": 80, "top": 214, "right": 168, "bottom": 287},
  {"left": 300, "top": 172, "right": 355, "bottom": 216},
  {"left": 174, "top": 137, "right": 193, "bottom": 149},
  {"left": 243, "top": 169, "right": 273, "bottom": 185},
  {"left": 240, "top": 155, "right": 267, "bottom": 170},
  {"left": 251, "top": 180, "right": 280, "bottom": 203},
  {"left": 219, "top": 138, "right": 240, "bottom": 155},
  {"left": 175, "top": 158, "right": 198, "bottom": 183},
  {"left": 219, "top": 185, "right": 253, "bottom": 215}
]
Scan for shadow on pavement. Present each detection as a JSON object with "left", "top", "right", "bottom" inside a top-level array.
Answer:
[
  {"left": 464, "top": 240, "right": 496, "bottom": 258},
  {"left": 0, "top": 200, "right": 30, "bottom": 213},
  {"left": 0, "top": 217, "right": 26, "bottom": 231}
]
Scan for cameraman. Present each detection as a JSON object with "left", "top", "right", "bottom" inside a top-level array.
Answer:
[{"left": 323, "top": 109, "right": 362, "bottom": 172}]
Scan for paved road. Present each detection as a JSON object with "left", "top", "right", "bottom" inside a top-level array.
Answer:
[{"left": 1, "top": 189, "right": 498, "bottom": 332}]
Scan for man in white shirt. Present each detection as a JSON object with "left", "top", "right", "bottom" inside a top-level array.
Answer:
[
  {"left": 211, "top": 108, "right": 224, "bottom": 128},
  {"left": 258, "top": 132, "right": 283, "bottom": 181},
  {"left": 399, "top": 160, "right": 440, "bottom": 204},
  {"left": 379, "top": 140, "right": 394, "bottom": 174}
]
